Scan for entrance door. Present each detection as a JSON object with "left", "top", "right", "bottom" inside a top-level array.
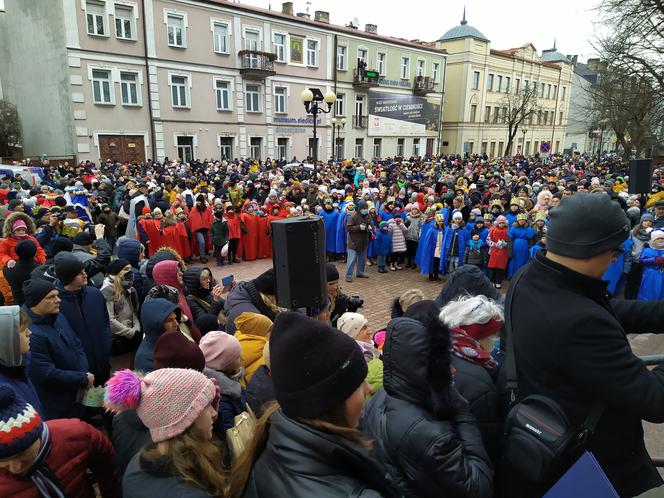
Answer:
[
  {"left": 98, "top": 135, "right": 146, "bottom": 162},
  {"left": 250, "top": 137, "right": 262, "bottom": 160},
  {"left": 245, "top": 30, "right": 260, "bottom": 67},
  {"left": 176, "top": 136, "right": 194, "bottom": 162},
  {"left": 219, "top": 137, "right": 233, "bottom": 160},
  {"left": 308, "top": 137, "right": 319, "bottom": 161},
  {"left": 277, "top": 137, "right": 289, "bottom": 160},
  {"left": 426, "top": 137, "right": 435, "bottom": 156}
]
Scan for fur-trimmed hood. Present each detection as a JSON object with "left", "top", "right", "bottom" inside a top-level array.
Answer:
[{"left": 3, "top": 211, "right": 36, "bottom": 238}]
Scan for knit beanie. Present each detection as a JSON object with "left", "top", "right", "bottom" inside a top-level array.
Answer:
[
  {"left": 336, "top": 312, "right": 368, "bottom": 339},
  {"left": 23, "top": 279, "right": 56, "bottom": 308},
  {"left": 199, "top": 331, "right": 242, "bottom": 372},
  {"left": 73, "top": 231, "right": 93, "bottom": 246},
  {"left": 104, "top": 368, "right": 216, "bottom": 443},
  {"left": 51, "top": 237, "right": 74, "bottom": 256},
  {"left": 54, "top": 252, "right": 85, "bottom": 285},
  {"left": 269, "top": 312, "right": 368, "bottom": 419},
  {"left": 15, "top": 239, "right": 37, "bottom": 261},
  {"left": 153, "top": 332, "right": 206, "bottom": 372},
  {"left": 326, "top": 263, "right": 339, "bottom": 283},
  {"left": 106, "top": 258, "right": 131, "bottom": 276},
  {"left": 547, "top": 194, "right": 630, "bottom": 258},
  {"left": 0, "top": 385, "right": 44, "bottom": 459},
  {"left": 398, "top": 289, "right": 425, "bottom": 314},
  {"left": 495, "top": 215, "right": 507, "bottom": 225},
  {"left": 641, "top": 213, "right": 655, "bottom": 224},
  {"left": 234, "top": 312, "right": 272, "bottom": 337},
  {"left": 11, "top": 219, "right": 27, "bottom": 234},
  {"left": 253, "top": 268, "right": 276, "bottom": 295},
  {"left": 650, "top": 230, "right": 664, "bottom": 243}
]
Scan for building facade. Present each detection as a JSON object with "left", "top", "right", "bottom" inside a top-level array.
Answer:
[
  {"left": 436, "top": 13, "right": 573, "bottom": 156},
  {"left": 0, "top": 0, "right": 446, "bottom": 163}
]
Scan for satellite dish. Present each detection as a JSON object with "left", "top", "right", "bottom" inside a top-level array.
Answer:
[{"left": 352, "top": 17, "right": 359, "bottom": 27}]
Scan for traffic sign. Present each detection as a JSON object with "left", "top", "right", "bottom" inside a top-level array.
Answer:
[{"left": 540, "top": 142, "right": 551, "bottom": 153}]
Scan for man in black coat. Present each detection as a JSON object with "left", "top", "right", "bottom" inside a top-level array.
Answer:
[{"left": 508, "top": 193, "right": 664, "bottom": 498}]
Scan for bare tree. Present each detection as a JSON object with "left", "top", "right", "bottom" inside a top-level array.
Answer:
[
  {"left": 0, "top": 100, "right": 22, "bottom": 160},
  {"left": 499, "top": 86, "right": 539, "bottom": 156}
]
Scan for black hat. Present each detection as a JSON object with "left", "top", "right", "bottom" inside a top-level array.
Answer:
[
  {"left": 195, "top": 313, "right": 220, "bottom": 336},
  {"left": 106, "top": 258, "right": 130, "bottom": 276},
  {"left": 656, "top": 200, "right": 664, "bottom": 209},
  {"left": 23, "top": 279, "right": 56, "bottom": 308},
  {"left": 326, "top": 263, "right": 339, "bottom": 283},
  {"left": 547, "top": 193, "right": 630, "bottom": 258},
  {"left": 15, "top": 240, "right": 37, "bottom": 261},
  {"left": 7, "top": 199, "right": 22, "bottom": 211},
  {"left": 54, "top": 252, "right": 85, "bottom": 285},
  {"left": 269, "top": 312, "right": 368, "bottom": 419},
  {"left": 36, "top": 208, "right": 49, "bottom": 219},
  {"left": 72, "top": 231, "right": 92, "bottom": 246},
  {"left": 63, "top": 205, "right": 76, "bottom": 213},
  {"left": 51, "top": 237, "right": 74, "bottom": 256},
  {"left": 253, "top": 268, "right": 275, "bottom": 295}
]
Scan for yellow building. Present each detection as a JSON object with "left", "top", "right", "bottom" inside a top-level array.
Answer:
[{"left": 436, "top": 12, "right": 573, "bottom": 157}]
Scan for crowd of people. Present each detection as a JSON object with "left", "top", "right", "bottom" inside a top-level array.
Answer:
[{"left": 0, "top": 151, "right": 662, "bottom": 498}]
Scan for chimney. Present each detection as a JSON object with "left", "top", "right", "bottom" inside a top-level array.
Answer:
[
  {"left": 281, "top": 2, "right": 293, "bottom": 15},
  {"left": 587, "top": 58, "right": 601, "bottom": 72},
  {"left": 365, "top": 24, "right": 377, "bottom": 34},
  {"left": 296, "top": 12, "right": 310, "bottom": 19},
  {"left": 314, "top": 11, "right": 330, "bottom": 23}
]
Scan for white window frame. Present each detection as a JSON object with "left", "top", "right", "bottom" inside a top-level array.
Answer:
[
  {"left": 163, "top": 9, "right": 187, "bottom": 48},
  {"left": 337, "top": 44, "right": 347, "bottom": 71},
  {"left": 373, "top": 138, "right": 382, "bottom": 159},
  {"left": 400, "top": 57, "right": 410, "bottom": 80},
  {"left": 432, "top": 62, "right": 439, "bottom": 83},
  {"left": 306, "top": 38, "right": 320, "bottom": 68},
  {"left": 210, "top": 18, "right": 231, "bottom": 54},
  {"left": 416, "top": 58, "right": 425, "bottom": 77},
  {"left": 84, "top": 0, "right": 109, "bottom": 37},
  {"left": 272, "top": 31, "right": 287, "bottom": 63},
  {"left": 487, "top": 73, "right": 494, "bottom": 91},
  {"left": 245, "top": 83, "right": 262, "bottom": 113},
  {"left": 119, "top": 70, "right": 141, "bottom": 106},
  {"left": 357, "top": 47, "right": 368, "bottom": 65},
  {"left": 376, "top": 52, "right": 386, "bottom": 76},
  {"left": 213, "top": 77, "right": 232, "bottom": 111},
  {"left": 249, "top": 136, "right": 263, "bottom": 159},
  {"left": 335, "top": 93, "right": 345, "bottom": 116},
  {"left": 354, "top": 138, "right": 364, "bottom": 159},
  {"left": 242, "top": 25, "right": 262, "bottom": 51},
  {"left": 89, "top": 66, "right": 114, "bottom": 105},
  {"left": 496, "top": 75, "right": 503, "bottom": 92},
  {"left": 273, "top": 85, "right": 288, "bottom": 114},
  {"left": 168, "top": 72, "right": 191, "bottom": 108},
  {"left": 114, "top": 1, "right": 137, "bottom": 41},
  {"left": 472, "top": 71, "right": 480, "bottom": 90}
]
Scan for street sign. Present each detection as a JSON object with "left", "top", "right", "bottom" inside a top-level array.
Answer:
[{"left": 540, "top": 142, "right": 551, "bottom": 153}]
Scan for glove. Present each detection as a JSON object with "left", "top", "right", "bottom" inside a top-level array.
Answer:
[{"left": 656, "top": 257, "right": 664, "bottom": 266}]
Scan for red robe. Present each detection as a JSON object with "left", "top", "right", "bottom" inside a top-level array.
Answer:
[
  {"left": 487, "top": 226, "right": 509, "bottom": 270},
  {"left": 188, "top": 206, "right": 213, "bottom": 255},
  {"left": 239, "top": 212, "right": 259, "bottom": 261},
  {"left": 161, "top": 224, "right": 186, "bottom": 258},
  {"left": 264, "top": 214, "right": 286, "bottom": 260},
  {"left": 138, "top": 218, "right": 163, "bottom": 257},
  {"left": 257, "top": 216, "right": 272, "bottom": 259}
]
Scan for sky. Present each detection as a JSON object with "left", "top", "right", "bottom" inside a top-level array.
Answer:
[{"left": 238, "top": 0, "right": 602, "bottom": 62}]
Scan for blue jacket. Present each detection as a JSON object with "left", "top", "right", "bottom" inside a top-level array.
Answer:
[
  {"left": 319, "top": 209, "right": 340, "bottom": 253},
  {"left": 375, "top": 228, "right": 393, "bottom": 256},
  {"left": 56, "top": 283, "right": 112, "bottom": 383},
  {"left": 637, "top": 247, "right": 664, "bottom": 301},
  {"left": 439, "top": 226, "right": 470, "bottom": 274},
  {"left": 23, "top": 306, "right": 88, "bottom": 420},
  {"left": 603, "top": 238, "right": 633, "bottom": 296},
  {"left": 134, "top": 298, "right": 179, "bottom": 373},
  {"left": 0, "top": 358, "right": 43, "bottom": 417}
]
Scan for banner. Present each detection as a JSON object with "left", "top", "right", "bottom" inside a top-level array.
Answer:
[{"left": 368, "top": 91, "right": 440, "bottom": 137}]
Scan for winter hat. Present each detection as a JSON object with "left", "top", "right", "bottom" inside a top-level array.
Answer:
[
  {"left": 650, "top": 230, "right": 664, "bottom": 243},
  {"left": 452, "top": 211, "right": 463, "bottom": 221},
  {"left": 104, "top": 368, "right": 217, "bottom": 443},
  {"left": 0, "top": 385, "right": 44, "bottom": 459},
  {"left": 22, "top": 279, "right": 56, "bottom": 309},
  {"left": 11, "top": 219, "right": 27, "bottom": 235},
  {"left": 398, "top": 288, "right": 425, "bottom": 314},
  {"left": 640, "top": 213, "right": 655, "bottom": 224},
  {"left": 547, "top": 194, "right": 629, "bottom": 258},
  {"left": 15, "top": 240, "right": 37, "bottom": 261},
  {"left": 373, "top": 330, "right": 386, "bottom": 351},
  {"left": 337, "top": 312, "right": 368, "bottom": 339},
  {"left": 495, "top": 215, "right": 507, "bottom": 225},
  {"left": 51, "top": 237, "right": 74, "bottom": 256},
  {"left": 253, "top": 268, "right": 276, "bottom": 295},
  {"left": 54, "top": 252, "right": 85, "bottom": 285},
  {"left": 269, "top": 312, "right": 367, "bottom": 419},
  {"left": 326, "top": 263, "right": 339, "bottom": 283},
  {"left": 153, "top": 332, "right": 206, "bottom": 372},
  {"left": 199, "top": 331, "right": 242, "bottom": 372},
  {"left": 195, "top": 313, "right": 220, "bottom": 336},
  {"left": 106, "top": 258, "right": 131, "bottom": 276},
  {"left": 234, "top": 312, "right": 272, "bottom": 337},
  {"left": 379, "top": 220, "right": 389, "bottom": 228},
  {"left": 72, "top": 231, "right": 93, "bottom": 246}
]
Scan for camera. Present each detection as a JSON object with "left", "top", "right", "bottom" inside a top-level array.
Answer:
[{"left": 337, "top": 293, "right": 364, "bottom": 313}]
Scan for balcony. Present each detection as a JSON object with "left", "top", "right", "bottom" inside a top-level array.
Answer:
[
  {"left": 352, "top": 115, "right": 367, "bottom": 129},
  {"left": 413, "top": 75, "right": 435, "bottom": 95},
  {"left": 353, "top": 65, "right": 380, "bottom": 89},
  {"left": 239, "top": 50, "right": 277, "bottom": 79}
]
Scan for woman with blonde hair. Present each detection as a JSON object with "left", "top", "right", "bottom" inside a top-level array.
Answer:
[{"left": 101, "top": 259, "right": 141, "bottom": 356}]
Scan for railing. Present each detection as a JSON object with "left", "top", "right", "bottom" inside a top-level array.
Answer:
[
  {"left": 238, "top": 50, "right": 277, "bottom": 77},
  {"left": 414, "top": 75, "right": 435, "bottom": 94},
  {"left": 352, "top": 115, "right": 367, "bottom": 129},
  {"left": 353, "top": 66, "right": 380, "bottom": 87}
]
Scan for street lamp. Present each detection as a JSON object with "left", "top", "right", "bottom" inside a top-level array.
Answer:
[
  {"left": 330, "top": 116, "right": 346, "bottom": 162},
  {"left": 521, "top": 126, "right": 528, "bottom": 155},
  {"left": 597, "top": 118, "right": 609, "bottom": 158},
  {"left": 301, "top": 88, "right": 336, "bottom": 165}
]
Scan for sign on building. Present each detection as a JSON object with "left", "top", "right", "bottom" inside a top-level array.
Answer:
[{"left": 368, "top": 91, "right": 440, "bottom": 137}]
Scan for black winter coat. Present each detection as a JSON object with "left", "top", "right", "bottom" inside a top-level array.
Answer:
[
  {"left": 245, "top": 365, "right": 275, "bottom": 417},
  {"left": 508, "top": 253, "right": 664, "bottom": 498},
  {"left": 361, "top": 317, "right": 493, "bottom": 498},
  {"left": 112, "top": 409, "right": 151, "bottom": 478},
  {"left": 242, "top": 410, "right": 398, "bottom": 498},
  {"left": 182, "top": 267, "right": 225, "bottom": 323}
]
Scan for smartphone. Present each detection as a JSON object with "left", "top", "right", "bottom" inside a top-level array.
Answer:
[{"left": 222, "top": 274, "right": 234, "bottom": 292}]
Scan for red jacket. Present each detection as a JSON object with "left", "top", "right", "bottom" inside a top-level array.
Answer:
[
  {"left": 0, "top": 419, "right": 118, "bottom": 498},
  {"left": 0, "top": 235, "right": 46, "bottom": 267},
  {"left": 188, "top": 205, "right": 213, "bottom": 233}
]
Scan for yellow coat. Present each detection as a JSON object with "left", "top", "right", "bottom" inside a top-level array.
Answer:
[
  {"left": 646, "top": 191, "right": 664, "bottom": 208},
  {"left": 235, "top": 332, "right": 267, "bottom": 383}
]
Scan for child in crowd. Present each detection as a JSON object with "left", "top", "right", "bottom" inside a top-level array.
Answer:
[
  {"left": 487, "top": 215, "right": 509, "bottom": 288},
  {"left": 465, "top": 231, "right": 488, "bottom": 271},
  {"left": 441, "top": 211, "right": 469, "bottom": 275},
  {"left": 210, "top": 208, "right": 229, "bottom": 267},
  {"left": 375, "top": 221, "right": 392, "bottom": 273},
  {"left": 637, "top": 229, "right": 664, "bottom": 301}
]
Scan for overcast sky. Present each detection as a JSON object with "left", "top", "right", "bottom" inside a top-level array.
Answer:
[{"left": 239, "top": 0, "right": 602, "bottom": 61}]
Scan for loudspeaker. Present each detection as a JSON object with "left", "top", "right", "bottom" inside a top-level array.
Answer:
[
  {"left": 271, "top": 216, "right": 326, "bottom": 309},
  {"left": 629, "top": 159, "right": 653, "bottom": 194}
]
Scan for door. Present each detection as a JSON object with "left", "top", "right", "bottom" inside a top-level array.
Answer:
[
  {"left": 245, "top": 30, "right": 260, "bottom": 67},
  {"left": 176, "top": 136, "right": 194, "bottom": 163},
  {"left": 335, "top": 137, "right": 345, "bottom": 161},
  {"left": 355, "top": 95, "right": 365, "bottom": 123},
  {"left": 250, "top": 137, "right": 262, "bottom": 160},
  {"left": 277, "top": 137, "right": 289, "bottom": 160},
  {"left": 98, "top": 135, "right": 145, "bottom": 163},
  {"left": 308, "top": 137, "right": 319, "bottom": 161},
  {"left": 426, "top": 138, "right": 435, "bottom": 156},
  {"left": 219, "top": 137, "right": 233, "bottom": 160}
]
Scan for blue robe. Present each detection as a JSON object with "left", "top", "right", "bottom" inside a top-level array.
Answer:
[
  {"left": 603, "top": 238, "right": 633, "bottom": 296},
  {"left": 367, "top": 220, "right": 379, "bottom": 258},
  {"left": 530, "top": 244, "right": 545, "bottom": 259},
  {"left": 637, "top": 247, "right": 664, "bottom": 300},
  {"left": 319, "top": 209, "right": 340, "bottom": 254},
  {"left": 507, "top": 226, "right": 535, "bottom": 278},
  {"left": 335, "top": 212, "right": 351, "bottom": 253},
  {"left": 414, "top": 219, "right": 434, "bottom": 266},
  {"left": 505, "top": 212, "right": 519, "bottom": 227},
  {"left": 419, "top": 226, "right": 445, "bottom": 275},
  {"left": 439, "top": 226, "right": 470, "bottom": 274}
]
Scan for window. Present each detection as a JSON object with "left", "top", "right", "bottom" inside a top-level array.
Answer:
[
  {"left": 357, "top": 48, "right": 368, "bottom": 64},
  {"left": 176, "top": 136, "right": 194, "bottom": 163},
  {"left": 373, "top": 138, "right": 382, "bottom": 159},
  {"left": 115, "top": 4, "right": 134, "bottom": 39},
  {"left": 469, "top": 104, "right": 477, "bottom": 122},
  {"left": 524, "top": 80, "right": 529, "bottom": 92},
  {"left": 170, "top": 74, "right": 188, "bottom": 107},
  {"left": 559, "top": 111, "right": 563, "bottom": 125},
  {"left": 213, "top": 22, "right": 229, "bottom": 53},
  {"left": 502, "top": 107, "right": 508, "bottom": 122},
  {"left": 555, "top": 140, "right": 560, "bottom": 153},
  {"left": 92, "top": 69, "right": 112, "bottom": 104},
  {"left": 413, "top": 138, "right": 421, "bottom": 156},
  {"left": 487, "top": 74, "right": 494, "bottom": 91},
  {"left": 355, "top": 95, "right": 365, "bottom": 119},
  {"left": 481, "top": 142, "right": 488, "bottom": 154},
  {"left": 337, "top": 45, "right": 347, "bottom": 70},
  {"left": 376, "top": 52, "right": 386, "bottom": 76},
  {"left": 250, "top": 137, "right": 262, "bottom": 159},
  {"left": 86, "top": 1, "right": 106, "bottom": 36},
  {"left": 515, "top": 78, "right": 520, "bottom": 93},
  {"left": 214, "top": 79, "right": 230, "bottom": 110},
  {"left": 432, "top": 62, "right": 440, "bottom": 83},
  {"left": 219, "top": 137, "right": 233, "bottom": 160},
  {"left": 550, "top": 112, "right": 555, "bottom": 125},
  {"left": 553, "top": 85, "right": 557, "bottom": 99},
  {"left": 274, "top": 86, "right": 287, "bottom": 114},
  {"left": 354, "top": 138, "right": 364, "bottom": 159},
  {"left": 543, "top": 111, "right": 548, "bottom": 124},
  {"left": 490, "top": 142, "right": 496, "bottom": 157},
  {"left": 498, "top": 141, "right": 504, "bottom": 155},
  {"left": 277, "top": 138, "right": 289, "bottom": 160},
  {"left": 505, "top": 77, "right": 510, "bottom": 92},
  {"left": 306, "top": 39, "right": 319, "bottom": 67},
  {"left": 561, "top": 86, "right": 566, "bottom": 101},
  {"left": 416, "top": 59, "right": 425, "bottom": 77},
  {"left": 496, "top": 75, "right": 503, "bottom": 92},
  {"left": 167, "top": 14, "right": 185, "bottom": 47},
  {"left": 334, "top": 138, "right": 344, "bottom": 161},
  {"left": 472, "top": 71, "right": 480, "bottom": 90},
  {"left": 493, "top": 106, "right": 499, "bottom": 124},
  {"left": 244, "top": 29, "right": 260, "bottom": 50},
  {"left": 540, "top": 82, "right": 545, "bottom": 98},
  {"left": 484, "top": 106, "right": 491, "bottom": 123},
  {"left": 273, "top": 33, "right": 286, "bottom": 62},
  {"left": 533, "top": 82, "right": 538, "bottom": 96},
  {"left": 120, "top": 72, "right": 139, "bottom": 105},
  {"left": 335, "top": 93, "right": 345, "bottom": 116},
  {"left": 400, "top": 57, "right": 410, "bottom": 79},
  {"left": 245, "top": 84, "right": 260, "bottom": 112},
  {"left": 396, "top": 138, "right": 405, "bottom": 157},
  {"left": 537, "top": 110, "right": 542, "bottom": 125},
  {"left": 547, "top": 84, "right": 552, "bottom": 99}
]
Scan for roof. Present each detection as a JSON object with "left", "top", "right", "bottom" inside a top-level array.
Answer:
[
  {"left": 438, "top": 8, "right": 489, "bottom": 43},
  {"left": 574, "top": 63, "right": 599, "bottom": 84},
  {"left": 542, "top": 49, "right": 571, "bottom": 63},
  {"left": 490, "top": 49, "right": 562, "bottom": 70}
]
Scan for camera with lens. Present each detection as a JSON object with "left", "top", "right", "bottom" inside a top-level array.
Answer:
[{"left": 338, "top": 294, "right": 364, "bottom": 313}]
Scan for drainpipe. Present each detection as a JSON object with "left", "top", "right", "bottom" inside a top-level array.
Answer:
[
  {"left": 332, "top": 34, "right": 338, "bottom": 161},
  {"left": 550, "top": 66, "right": 563, "bottom": 153},
  {"left": 142, "top": 0, "right": 157, "bottom": 161},
  {"left": 437, "top": 55, "right": 447, "bottom": 156}
]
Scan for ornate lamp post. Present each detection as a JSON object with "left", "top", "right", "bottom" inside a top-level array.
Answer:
[
  {"left": 330, "top": 116, "right": 346, "bottom": 162},
  {"left": 300, "top": 88, "right": 336, "bottom": 165},
  {"left": 521, "top": 126, "right": 528, "bottom": 155}
]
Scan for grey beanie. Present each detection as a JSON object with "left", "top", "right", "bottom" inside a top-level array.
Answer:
[{"left": 547, "top": 193, "right": 630, "bottom": 258}]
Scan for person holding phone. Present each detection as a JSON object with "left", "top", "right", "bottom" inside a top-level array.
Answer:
[{"left": 182, "top": 267, "right": 234, "bottom": 325}]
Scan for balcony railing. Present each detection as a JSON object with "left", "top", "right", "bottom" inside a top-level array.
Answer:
[
  {"left": 352, "top": 115, "right": 367, "bottom": 129},
  {"left": 353, "top": 64, "right": 380, "bottom": 89},
  {"left": 413, "top": 75, "right": 435, "bottom": 95},
  {"left": 239, "top": 50, "right": 277, "bottom": 79}
]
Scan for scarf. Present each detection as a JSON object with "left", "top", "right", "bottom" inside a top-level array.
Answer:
[
  {"left": 26, "top": 424, "right": 66, "bottom": 498},
  {"left": 450, "top": 327, "right": 497, "bottom": 369},
  {"left": 356, "top": 340, "right": 376, "bottom": 363}
]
